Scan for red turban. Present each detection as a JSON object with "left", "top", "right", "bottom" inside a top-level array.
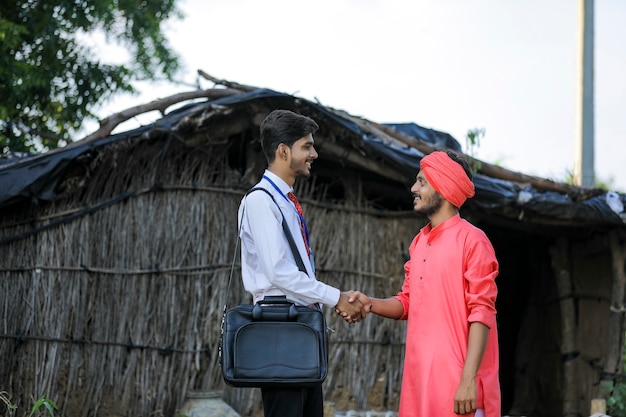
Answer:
[{"left": 420, "top": 151, "right": 475, "bottom": 208}]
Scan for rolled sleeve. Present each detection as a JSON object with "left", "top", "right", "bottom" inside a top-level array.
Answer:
[{"left": 465, "top": 239, "right": 498, "bottom": 329}]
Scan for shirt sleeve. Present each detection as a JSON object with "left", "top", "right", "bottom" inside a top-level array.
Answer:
[
  {"left": 393, "top": 235, "right": 419, "bottom": 321},
  {"left": 464, "top": 231, "right": 499, "bottom": 329},
  {"left": 242, "top": 190, "right": 340, "bottom": 307}
]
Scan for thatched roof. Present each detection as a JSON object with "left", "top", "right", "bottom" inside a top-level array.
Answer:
[{"left": 1, "top": 72, "right": 625, "bottom": 236}]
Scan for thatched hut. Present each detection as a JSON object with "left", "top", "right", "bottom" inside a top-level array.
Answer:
[{"left": 1, "top": 74, "right": 625, "bottom": 417}]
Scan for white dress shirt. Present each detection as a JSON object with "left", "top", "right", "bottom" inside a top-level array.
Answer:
[{"left": 238, "top": 170, "right": 340, "bottom": 307}]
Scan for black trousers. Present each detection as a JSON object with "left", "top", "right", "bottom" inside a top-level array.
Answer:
[{"left": 261, "top": 385, "right": 323, "bottom": 417}]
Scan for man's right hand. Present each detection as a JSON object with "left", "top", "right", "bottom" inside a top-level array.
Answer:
[{"left": 335, "top": 291, "right": 369, "bottom": 323}]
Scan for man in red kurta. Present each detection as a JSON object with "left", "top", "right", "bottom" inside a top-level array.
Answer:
[{"left": 346, "top": 151, "right": 500, "bottom": 416}]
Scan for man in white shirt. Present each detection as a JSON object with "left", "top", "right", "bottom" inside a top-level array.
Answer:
[{"left": 238, "top": 109, "right": 363, "bottom": 417}]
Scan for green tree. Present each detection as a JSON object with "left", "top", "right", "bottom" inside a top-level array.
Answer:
[{"left": 0, "top": 0, "right": 182, "bottom": 153}]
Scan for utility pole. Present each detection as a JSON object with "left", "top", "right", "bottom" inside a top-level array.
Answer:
[{"left": 574, "top": 0, "right": 595, "bottom": 187}]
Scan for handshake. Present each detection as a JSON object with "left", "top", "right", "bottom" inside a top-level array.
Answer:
[{"left": 334, "top": 291, "right": 372, "bottom": 324}]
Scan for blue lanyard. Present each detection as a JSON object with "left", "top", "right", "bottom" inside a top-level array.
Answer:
[{"left": 262, "top": 175, "right": 310, "bottom": 246}]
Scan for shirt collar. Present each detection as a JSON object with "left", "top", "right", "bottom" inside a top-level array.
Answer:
[
  {"left": 421, "top": 213, "right": 462, "bottom": 239},
  {"left": 263, "top": 170, "right": 293, "bottom": 194}
]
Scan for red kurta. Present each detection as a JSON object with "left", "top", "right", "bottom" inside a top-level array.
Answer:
[{"left": 394, "top": 214, "right": 500, "bottom": 417}]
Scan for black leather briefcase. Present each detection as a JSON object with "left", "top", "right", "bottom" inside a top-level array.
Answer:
[{"left": 220, "top": 296, "right": 328, "bottom": 388}]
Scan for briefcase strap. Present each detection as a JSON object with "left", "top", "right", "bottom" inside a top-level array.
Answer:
[
  {"left": 245, "top": 187, "right": 308, "bottom": 274},
  {"left": 223, "top": 187, "right": 309, "bottom": 315}
]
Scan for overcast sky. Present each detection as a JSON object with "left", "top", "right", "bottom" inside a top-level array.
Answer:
[{"left": 89, "top": 0, "right": 626, "bottom": 191}]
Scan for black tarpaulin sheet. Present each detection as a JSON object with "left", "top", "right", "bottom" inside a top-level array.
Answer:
[{"left": 0, "top": 88, "right": 624, "bottom": 226}]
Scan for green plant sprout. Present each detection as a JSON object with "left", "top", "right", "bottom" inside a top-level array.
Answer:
[
  {"left": 29, "top": 395, "right": 58, "bottom": 417},
  {"left": 465, "top": 128, "right": 485, "bottom": 174},
  {"left": 607, "top": 343, "right": 626, "bottom": 417}
]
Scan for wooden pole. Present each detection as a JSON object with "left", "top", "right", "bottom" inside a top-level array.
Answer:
[{"left": 550, "top": 237, "right": 578, "bottom": 415}]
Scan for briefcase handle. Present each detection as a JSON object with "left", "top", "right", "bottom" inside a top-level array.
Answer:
[{"left": 252, "top": 296, "right": 299, "bottom": 321}]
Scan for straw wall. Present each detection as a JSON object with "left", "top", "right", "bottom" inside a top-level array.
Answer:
[{"left": 0, "top": 132, "right": 421, "bottom": 416}]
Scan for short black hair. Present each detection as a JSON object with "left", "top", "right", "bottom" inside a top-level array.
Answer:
[{"left": 260, "top": 110, "right": 319, "bottom": 163}]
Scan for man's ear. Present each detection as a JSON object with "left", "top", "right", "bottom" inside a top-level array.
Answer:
[{"left": 277, "top": 143, "right": 289, "bottom": 160}]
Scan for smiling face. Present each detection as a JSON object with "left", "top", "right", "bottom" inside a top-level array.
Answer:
[
  {"left": 287, "top": 133, "right": 318, "bottom": 178},
  {"left": 410, "top": 171, "right": 443, "bottom": 217}
]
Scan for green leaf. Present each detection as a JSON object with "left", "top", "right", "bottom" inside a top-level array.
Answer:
[
  {"left": 43, "top": 399, "right": 58, "bottom": 416},
  {"left": 29, "top": 395, "right": 58, "bottom": 417}
]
